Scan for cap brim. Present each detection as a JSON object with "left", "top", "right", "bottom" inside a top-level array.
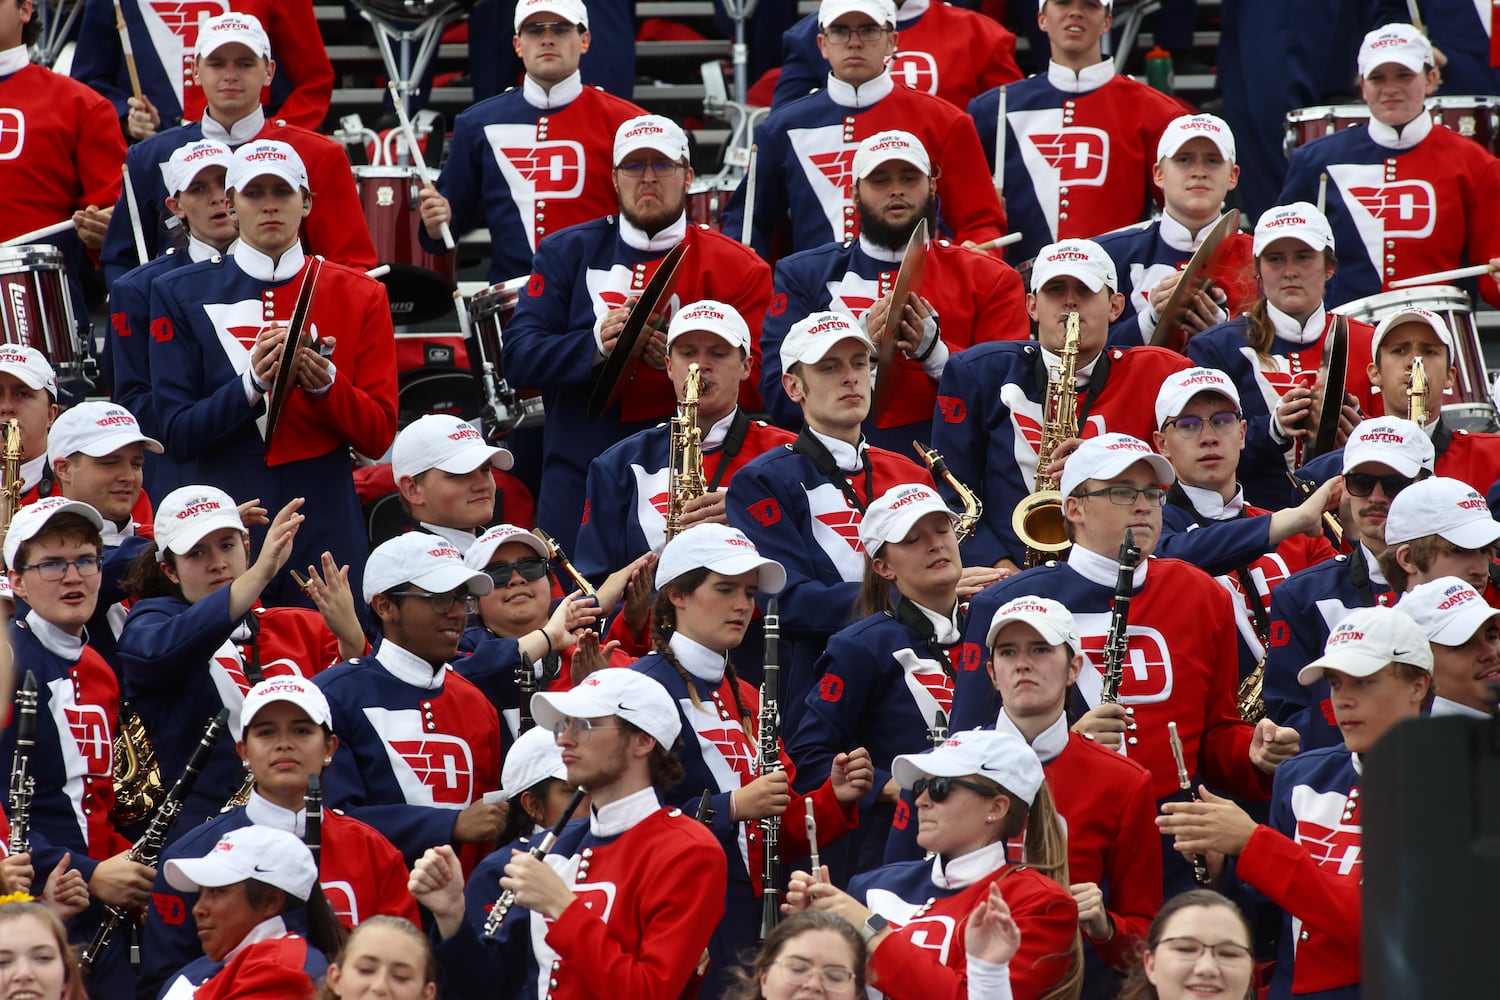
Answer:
[
  {"left": 435, "top": 442, "right": 515, "bottom": 475},
  {"left": 985, "top": 610, "right": 1073, "bottom": 652},
  {"left": 890, "top": 745, "right": 977, "bottom": 790},
  {"left": 869, "top": 502, "right": 959, "bottom": 552},
  {"left": 1297, "top": 650, "right": 1393, "bottom": 685},
  {"left": 163, "top": 513, "right": 246, "bottom": 555},
  {"left": 1079, "top": 451, "right": 1176, "bottom": 489},
  {"left": 1440, "top": 519, "right": 1500, "bottom": 550},
  {"left": 164, "top": 855, "right": 238, "bottom": 893},
  {"left": 466, "top": 530, "right": 549, "bottom": 570},
  {"left": 1424, "top": 602, "right": 1500, "bottom": 647},
  {"left": 706, "top": 552, "right": 787, "bottom": 594},
  {"left": 856, "top": 152, "right": 929, "bottom": 180},
  {"left": 1342, "top": 449, "right": 1425, "bottom": 478},
  {"left": 531, "top": 687, "right": 612, "bottom": 736},
  {"left": 75, "top": 429, "right": 165, "bottom": 456},
  {"left": 410, "top": 564, "right": 495, "bottom": 597},
  {"left": 793, "top": 332, "right": 875, "bottom": 365},
  {"left": 0, "top": 363, "right": 49, "bottom": 391}
]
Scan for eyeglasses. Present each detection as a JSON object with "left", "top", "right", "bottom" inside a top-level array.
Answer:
[
  {"left": 822, "top": 24, "right": 889, "bottom": 44},
  {"left": 616, "top": 159, "right": 684, "bottom": 178},
  {"left": 1080, "top": 486, "right": 1169, "bottom": 507},
  {"left": 911, "top": 775, "right": 997, "bottom": 803},
  {"left": 1343, "top": 472, "right": 1415, "bottom": 498},
  {"left": 1155, "top": 937, "right": 1254, "bottom": 965},
  {"left": 17, "top": 556, "right": 104, "bottom": 581},
  {"left": 552, "top": 718, "right": 625, "bottom": 743},
  {"left": 486, "top": 557, "right": 550, "bottom": 584},
  {"left": 518, "top": 21, "right": 584, "bottom": 38},
  {"left": 773, "top": 957, "right": 857, "bottom": 992},
  {"left": 386, "top": 589, "right": 479, "bottom": 615},
  {"left": 1163, "top": 411, "right": 1242, "bottom": 437}
]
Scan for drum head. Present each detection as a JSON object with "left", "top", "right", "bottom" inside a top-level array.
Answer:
[{"left": 377, "top": 265, "right": 460, "bottom": 325}]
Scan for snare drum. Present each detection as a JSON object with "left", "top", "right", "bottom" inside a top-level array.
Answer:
[
  {"left": 1426, "top": 95, "right": 1500, "bottom": 156},
  {"left": 0, "top": 245, "right": 77, "bottom": 374},
  {"left": 1283, "top": 105, "right": 1371, "bottom": 157},
  {"left": 1334, "top": 285, "right": 1498, "bottom": 431},
  {"left": 467, "top": 278, "right": 543, "bottom": 432},
  {"left": 355, "top": 166, "right": 457, "bottom": 325},
  {"left": 686, "top": 180, "right": 735, "bottom": 233}
]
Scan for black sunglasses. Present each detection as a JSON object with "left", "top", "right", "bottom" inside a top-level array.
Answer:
[
  {"left": 1344, "top": 472, "right": 1415, "bottom": 498},
  {"left": 911, "top": 775, "right": 996, "bottom": 803},
  {"left": 486, "top": 557, "right": 550, "bottom": 583}
]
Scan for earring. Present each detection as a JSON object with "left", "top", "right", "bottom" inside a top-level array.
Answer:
[
  {"left": 986, "top": 814, "right": 996, "bottom": 822},
  {"left": 303, "top": 200, "right": 311, "bottom": 209},
  {"left": 323, "top": 757, "right": 332, "bottom": 765},
  {"left": 241, "top": 759, "right": 251, "bottom": 770}
]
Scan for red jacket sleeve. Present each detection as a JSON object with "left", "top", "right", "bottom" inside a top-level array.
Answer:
[
  {"left": 308, "top": 269, "right": 399, "bottom": 461},
  {"left": 1237, "top": 823, "right": 1361, "bottom": 951},
  {"left": 966, "top": 256, "right": 1029, "bottom": 346},
  {"left": 1091, "top": 761, "right": 1163, "bottom": 969},
  {"left": 301, "top": 138, "right": 379, "bottom": 271},
  {"left": 933, "top": 112, "right": 1006, "bottom": 247},
  {"left": 263, "top": 0, "right": 335, "bottom": 130},
  {"left": 78, "top": 91, "right": 127, "bottom": 210}
]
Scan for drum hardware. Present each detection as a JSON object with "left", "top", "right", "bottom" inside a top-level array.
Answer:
[
  {"left": 2, "top": 221, "right": 74, "bottom": 247},
  {"left": 871, "top": 219, "right": 929, "bottom": 422},
  {"left": 1301, "top": 314, "right": 1348, "bottom": 464},
  {"left": 31, "top": 1, "right": 85, "bottom": 69},
  {"left": 1284, "top": 97, "right": 1500, "bottom": 158},
  {"left": 1390, "top": 263, "right": 1500, "bottom": 289},
  {"left": 467, "top": 277, "right": 544, "bottom": 435},
  {"left": 0, "top": 245, "right": 80, "bottom": 375}
]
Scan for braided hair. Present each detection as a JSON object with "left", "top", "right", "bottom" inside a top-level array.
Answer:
[{"left": 651, "top": 568, "right": 755, "bottom": 736}]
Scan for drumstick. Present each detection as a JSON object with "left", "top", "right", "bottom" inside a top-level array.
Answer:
[
  {"left": 2, "top": 220, "right": 75, "bottom": 247},
  {"left": 993, "top": 86, "right": 1007, "bottom": 192},
  {"left": 1388, "top": 262, "right": 1500, "bottom": 288},
  {"left": 122, "top": 163, "right": 149, "bottom": 265},
  {"left": 971, "top": 232, "right": 1024, "bottom": 252},
  {"left": 1316, "top": 172, "right": 1328, "bottom": 214},
  {"left": 364, "top": 264, "right": 392, "bottom": 279},
  {"left": 114, "top": 2, "right": 144, "bottom": 104},
  {"left": 740, "top": 144, "right": 758, "bottom": 248}
]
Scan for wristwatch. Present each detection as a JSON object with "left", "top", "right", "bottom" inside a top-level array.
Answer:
[{"left": 860, "top": 913, "right": 890, "bottom": 943}]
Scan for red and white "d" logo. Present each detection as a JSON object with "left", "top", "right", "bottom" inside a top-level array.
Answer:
[
  {"left": 1347, "top": 181, "right": 1436, "bottom": 238},
  {"left": 1079, "top": 625, "right": 1174, "bottom": 703},
  {"left": 0, "top": 110, "right": 25, "bottom": 160},
  {"left": 391, "top": 738, "right": 475, "bottom": 805},
  {"left": 65, "top": 705, "right": 112, "bottom": 777},
  {"left": 890, "top": 51, "right": 939, "bottom": 94},
  {"left": 1028, "top": 129, "right": 1110, "bottom": 185},
  {"left": 499, "top": 142, "right": 586, "bottom": 198}
]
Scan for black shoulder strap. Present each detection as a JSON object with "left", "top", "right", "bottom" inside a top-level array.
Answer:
[
  {"left": 1348, "top": 548, "right": 1377, "bottom": 606},
  {"left": 895, "top": 596, "right": 957, "bottom": 677},
  {"left": 705, "top": 408, "right": 752, "bottom": 493},
  {"left": 1029, "top": 344, "right": 1112, "bottom": 427},
  {"left": 792, "top": 426, "right": 872, "bottom": 513},
  {"left": 1431, "top": 418, "right": 1454, "bottom": 462}
]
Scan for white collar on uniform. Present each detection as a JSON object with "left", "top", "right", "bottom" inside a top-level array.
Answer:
[
  {"left": 619, "top": 212, "right": 687, "bottom": 253},
  {"left": 1046, "top": 59, "right": 1115, "bottom": 95},
  {"left": 233, "top": 239, "right": 306, "bottom": 282},
  {"left": 0, "top": 45, "right": 29, "bottom": 76},
  {"left": 418, "top": 522, "right": 478, "bottom": 553},
  {"left": 1431, "top": 696, "right": 1490, "bottom": 719},
  {"left": 994, "top": 709, "right": 1070, "bottom": 764},
  {"left": 203, "top": 107, "right": 267, "bottom": 146},
  {"left": 896, "top": 0, "right": 929, "bottom": 22},
  {"left": 1181, "top": 481, "right": 1245, "bottom": 521},
  {"left": 373, "top": 637, "right": 448, "bottom": 691},
  {"left": 930, "top": 839, "right": 1008, "bottom": 890},
  {"left": 701, "top": 408, "right": 738, "bottom": 452},
  {"left": 1158, "top": 211, "right": 1213, "bottom": 254},
  {"left": 222, "top": 916, "right": 290, "bottom": 964},
  {"left": 808, "top": 426, "right": 867, "bottom": 474},
  {"left": 859, "top": 234, "right": 905, "bottom": 263},
  {"left": 25, "top": 609, "right": 84, "bottom": 662},
  {"left": 1068, "top": 542, "right": 1150, "bottom": 589},
  {"left": 668, "top": 630, "right": 728, "bottom": 684},
  {"left": 524, "top": 70, "right": 583, "bottom": 110},
  {"left": 187, "top": 234, "right": 223, "bottom": 263},
  {"left": 1039, "top": 344, "right": 1102, "bottom": 391},
  {"left": 1357, "top": 542, "right": 1388, "bottom": 587},
  {"left": 589, "top": 784, "right": 660, "bottom": 837},
  {"left": 1350, "top": 751, "right": 1363, "bottom": 777},
  {"left": 911, "top": 599, "right": 961, "bottom": 645},
  {"left": 1367, "top": 112, "right": 1432, "bottom": 150},
  {"left": 20, "top": 454, "right": 47, "bottom": 494},
  {"left": 246, "top": 790, "right": 309, "bottom": 839},
  {"left": 826, "top": 68, "right": 894, "bottom": 109},
  {"left": 1267, "top": 302, "right": 1326, "bottom": 346},
  {"left": 101, "top": 517, "right": 137, "bottom": 546}
]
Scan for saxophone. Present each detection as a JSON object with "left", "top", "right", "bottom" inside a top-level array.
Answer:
[
  {"left": 665, "top": 364, "right": 706, "bottom": 541},
  {"left": 1013, "top": 313, "right": 1080, "bottom": 567},
  {"left": 1408, "top": 356, "right": 1428, "bottom": 428},
  {"left": 1238, "top": 659, "right": 1268, "bottom": 723},
  {"left": 110, "top": 702, "right": 165, "bottom": 827},
  {"left": 913, "top": 442, "right": 984, "bottom": 544},
  {"left": 0, "top": 418, "right": 23, "bottom": 564}
]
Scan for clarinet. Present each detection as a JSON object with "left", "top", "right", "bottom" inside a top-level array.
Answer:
[
  {"left": 7, "top": 671, "right": 37, "bottom": 854},
  {"left": 694, "top": 789, "right": 715, "bottom": 826},
  {"left": 1099, "top": 528, "right": 1141, "bottom": 749},
  {"left": 757, "top": 598, "right": 782, "bottom": 944},
  {"left": 82, "top": 709, "right": 230, "bottom": 974},
  {"left": 305, "top": 773, "right": 322, "bottom": 869},
  {"left": 1168, "top": 722, "right": 1212, "bottom": 885},
  {"left": 517, "top": 652, "right": 537, "bottom": 735},
  {"left": 928, "top": 708, "right": 949, "bottom": 749},
  {"left": 482, "top": 786, "right": 587, "bottom": 937}
]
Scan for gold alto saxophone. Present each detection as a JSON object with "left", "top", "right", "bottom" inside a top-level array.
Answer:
[
  {"left": 1408, "top": 356, "right": 1428, "bottom": 429},
  {"left": 0, "top": 418, "right": 23, "bottom": 565},
  {"left": 110, "top": 702, "right": 165, "bottom": 827},
  {"left": 1238, "top": 656, "right": 1268, "bottom": 723},
  {"left": 913, "top": 441, "right": 984, "bottom": 543},
  {"left": 1014, "top": 312, "right": 1081, "bottom": 567},
  {"left": 665, "top": 363, "right": 706, "bottom": 541}
]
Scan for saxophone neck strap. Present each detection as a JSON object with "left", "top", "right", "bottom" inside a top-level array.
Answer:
[
  {"left": 1029, "top": 344, "right": 1112, "bottom": 427},
  {"left": 705, "top": 408, "right": 752, "bottom": 493},
  {"left": 792, "top": 426, "right": 872, "bottom": 514}
]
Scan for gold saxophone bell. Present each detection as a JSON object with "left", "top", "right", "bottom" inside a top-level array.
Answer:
[
  {"left": 1238, "top": 661, "right": 1267, "bottom": 723},
  {"left": 1012, "top": 489, "right": 1070, "bottom": 552},
  {"left": 111, "top": 703, "right": 165, "bottom": 827},
  {"left": 1014, "top": 313, "right": 1082, "bottom": 565}
]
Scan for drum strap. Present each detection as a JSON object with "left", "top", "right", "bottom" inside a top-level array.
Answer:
[
  {"left": 1165, "top": 482, "right": 1271, "bottom": 645},
  {"left": 1030, "top": 347, "right": 1112, "bottom": 427},
  {"left": 704, "top": 408, "right": 751, "bottom": 493},
  {"left": 793, "top": 427, "right": 873, "bottom": 513}
]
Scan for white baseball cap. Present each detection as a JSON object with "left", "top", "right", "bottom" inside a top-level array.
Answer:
[
  {"left": 985, "top": 595, "right": 1081, "bottom": 655},
  {"left": 392, "top": 414, "right": 513, "bottom": 482},
  {"left": 858, "top": 483, "right": 958, "bottom": 555},
  {"left": 0, "top": 345, "right": 57, "bottom": 396},
  {"left": 164, "top": 140, "right": 233, "bottom": 198},
  {"left": 1058, "top": 433, "right": 1175, "bottom": 499},
  {"left": 666, "top": 300, "right": 751, "bottom": 352},
  {"left": 852, "top": 131, "right": 931, "bottom": 181},
  {"left": 195, "top": 12, "right": 271, "bottom": 60},
  {"left": 513, "top": 0, "right": 589, "bottom": 31},
  {"left": 1384, "top": 477, "right": 1500, "bottom": 549},
  {"left": 153, "top": 486, "right": 245, "bottom": 556},
  {"left": 1253, "top": 202, "right": 1335, "bottom": 257},
  {"left": 238, "top": 676, "right": 332, "bottom": 740},
  {"left": 1401, "top": 576, "right": 1500, "bottom": 648},
  {"left": 3, "top": 497, "right": 104, "bottom": 568},
  {"left": 1341, "top": 417, "right": 1435, "bottom": 478},
  {"left": 613, "top": 115, "right": 690, "bottom": 165},
  {"left": 1039, "top": 0, "right": 1111, "bottom": 8},
  {"left": 655, "top": 523, "right": 786, "bottom": 593},
  {"left": 819, "top": 0, "right": 897, "bottom": 28},
  {"left": 465, "top": 523, "right": 550, "bottom": 571},
  {"left": 1370, "top": 307, "right": 1453, "bottom": 356},
  {"left": 779, "top": 311, "right": 873, "bottom": 370},
  {"left": 1298, "top": 604, "right": 1433, "bottom": 684},
  {"left": 1156, "top": 113, "right": 1236, "bottom": 163},
  {"left": 891, "top": 729, "right": 1044, "bottom": 806},
  {"left": 1358, "top": 23, "right": 1433, "bottom": 78},
  {"left": 166, "top": 826, "right": 317, "bottom": 902},
  {"left": 532, "top": 667, "right": 682, "bottom": 749},
  {"left": 48, "top": 402, "right": 162, "bottom": 462},
  {"left": 498, "top": 725, "right": 570, "bottom": 800},
  {"left": 1030, "top": 239, "right": 1118, "bottom": 294},
  {"left": 362, "top": 532, "right": 494, "bottom": 604},
  {"left": 226, "top": 140, "right": 309, "bottom": 195},
  {"left": 1154, "top": 367, "right": 1242, "bottom": 429}
]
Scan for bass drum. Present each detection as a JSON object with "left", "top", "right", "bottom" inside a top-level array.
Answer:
[
  {"left": 1333, "top": 285, "right": 1498, "bottom": 431},
  {"left": 355, "top": 166, "right": 457, "bottom": 325},
  {"left": 1283, "top": 105, "right": 1370, "bottom": 157},
  {"left": 686, "top": 179, "right": 735, "bottom": 233},
  {"left": 0, "top": 245, "right": 78, "bottom": 375}
]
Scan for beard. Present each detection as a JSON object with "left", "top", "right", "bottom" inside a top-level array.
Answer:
[
  {"left": 856, "top": 193, "right": 936, "bottom": 251},
  {"left": 621, "top": 187, "right": 686, "bottom": 237}
]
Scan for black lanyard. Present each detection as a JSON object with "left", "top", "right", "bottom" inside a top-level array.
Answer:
[
  {"left": 792, "top": 427, "right": 873, "bottom": 513},
  {"left": 1165, "top": 483, "right": 1271, "bottom": 643},
  {"left": 1029, "top": 344, "right": 1113, "bottom": 429},
  {"left": 705, "top": 408, "right": 751, "bottom": 493},
  {"left": 240, "top": 613, "right": 265, "bottom": 686},
  {"left": 894, "top": 596, "right": 961, "bottom": 677},
  {"left": 1348, "top": 545, "right": 1378, "bottom": 606}
]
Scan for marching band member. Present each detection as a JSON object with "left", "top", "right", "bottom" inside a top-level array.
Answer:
[
  {"left": 137, "top": 676, "right": 418, "bottom": 1000},
  {"left": 487, "top": 723, "right": 592, "bottom": 848},
  {"left": 0, "top": 347, "right": 60, "bottom": 501},
  {"left": 724, "top": 910, "right": 867, "bottom": 1000},
  {"left": 968, "top": 0, "right": 1181, "bottom": 265},
  {"left": 0, "top": 901, "right": 89, "bottom": 1000},
  {"left": 757, "top": 131, "right": 1028, "bottom": 450},
  {"left": 1158, "top": 605, "right": 1433, "bottom": 1000},
  {"left": 725, "top": 311, "right": 935, "bottom": 727},
  {"left": 503, "top": 114, "right": 772, "bottom": 553},
  {"left": 575, "top": 300, "right": 795, "bottom": 584},
  {"left": 147, "top": 139, "right": 397, "bottom": 608},
  {"left": 1094, "top": 114, "right": 1256, "bottom": 349},
  {"left": 1280, "top": 23, "right": 1500, "bottom": 308},
  {"left": 1264, "top": 417, "right": 1434, "bottom": 749},
  {"left": 930, "top": 240, "right": 1190, "bottom": 572},
  {"left": 1113, "top": 890, "right": 1256, "bottom": 1000},
  {"left": 632, "top": 523, "right": 872, "bottom": 997},
  {"left": 952, "top": 434, "right": 1300, "bottom": 892},
  {"left": 418, "top": 0, "right": 646, "bottom": 285},
  {"left": 771, "top": 0, "right": 1022, "bottom": 109},
  {"left": 784, "top": 730, "right": 1081, "bottom": 1000},
  {"left": 1401, "top": 575, "right": 1500, "bottom": 718},
  {"left": 390, "top": 414, "right": 516, "bottom": 554},
  {"left": 323, "top": 915, "right": 438, "bottom": 1000},
  {"left": 102, "top": 13, "right": 375, "bottom": 283},
  {"left": 1185, "top": 203, "right": 1377, "bottom": 509},
  {"left": 410, "top": 668, "right": 728, "bottom": 1000},
  {"left": 1377, "top": 477, "right": 1500, "bottom": 601},
  {"left": 721, "top": 0, "right": 1004, "bottom": 263},
  {"left": 314, "top": 535, "right": 504, "bottom": 869}
]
